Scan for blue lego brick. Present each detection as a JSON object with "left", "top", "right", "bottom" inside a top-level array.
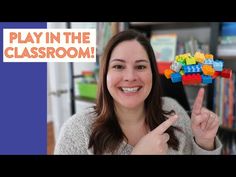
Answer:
[
  {"left": 183, "top": 64, "right": 202, "bottom": 74},
  {"left": 213, "top": 60, "right": 223, "bottom": 71},
  {"left": 201, "top": 75, "right": 212, "bottom": 84},
  {"left": 204, "top": 59, "right": 214, "bottom": 65},
  {"left": 171, "top": 73, "right": 182, "bottom": 83}
]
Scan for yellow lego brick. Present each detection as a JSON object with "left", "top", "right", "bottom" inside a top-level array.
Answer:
[
  {"left": 176, "top": 53, "right": 192, "bottom": 63},
  {"left": 179, "top": 70, "right": 184, "bottom": 76},
  {"left": 175, "top": 55, "right": 184, "bottom": 63},
  {"left": 194, "top": 51, "right": 205, "bottom": 63},
  {"left": 175, "top": 55, "right": 181, "bottom": 61},
  {"left": 182, "top": 53, "right": 191, "bottom": 58},
  {"left": 186, "top": 56, "right": 196, "bottom": 65}
]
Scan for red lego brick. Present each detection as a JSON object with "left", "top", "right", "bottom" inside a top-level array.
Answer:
[
  {"left": 212, "top": 71, "right": 221, "bottom": 79},
  {"left": 182, "top": 74, "right": 202, "bottom": 85},
  {"left": 221, "top": 68, "right": 232, "bottom": 79},
  {"left": 157, "top": 62, "right": 172, "bottom": 74}
]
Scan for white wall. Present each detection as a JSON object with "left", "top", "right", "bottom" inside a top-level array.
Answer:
[
  {"left": 47, "top": 69, "right": 52, "bottom": 123},
  {"left": 47, "top": 22, "right": 66, "bottom": 29},
  {"left": 47, "top": 22, "right": 67, "bottom": 123}
]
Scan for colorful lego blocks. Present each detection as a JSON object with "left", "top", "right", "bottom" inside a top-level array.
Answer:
[{"left": 164, "top": 52, "right": 232, "bottom": 85}]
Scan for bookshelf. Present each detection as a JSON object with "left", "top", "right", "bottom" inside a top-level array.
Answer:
[
  {"left": 213, "top": 22, "right": 236, "bottom": 154},
  {"left": 128, "top": 22, "right": 220, "bottom": 112},
  {"left": 129, "top": 22, "right": 236, "bottom": 154}
]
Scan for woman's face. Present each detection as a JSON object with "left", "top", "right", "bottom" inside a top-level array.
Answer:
[{"left": 107, "top": 40, "right": 152, "bottom": 109}]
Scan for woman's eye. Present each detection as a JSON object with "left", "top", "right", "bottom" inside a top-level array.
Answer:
[
  {"left": 113, "top": 65, "right": 124, "bottom": 70},
  {"left": 136, "top": 65, "right": 146, "bottom": 70}
]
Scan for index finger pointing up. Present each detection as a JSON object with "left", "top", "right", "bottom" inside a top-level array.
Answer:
[{"left": 192, "top": 88, "right": 205, "bottom": 115}]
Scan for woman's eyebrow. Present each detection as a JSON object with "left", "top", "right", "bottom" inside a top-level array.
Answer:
[
  {"left": 135, "top": 59, "right": 149, "bottom": 63},
  {"left": 110, "top": 59, "right": 125, "bottom": 63},
  {"left": 110, "top": 59, "right": 149, "bottom": 63}
]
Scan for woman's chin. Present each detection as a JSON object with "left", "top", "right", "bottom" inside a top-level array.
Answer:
[{"left": 116, "top": 101, "right": 143, "bottom": 109}]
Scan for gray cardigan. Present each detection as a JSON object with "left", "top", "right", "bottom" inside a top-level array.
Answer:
[{"left": 54, "top": 97, "right": 222, "bottom": 155}]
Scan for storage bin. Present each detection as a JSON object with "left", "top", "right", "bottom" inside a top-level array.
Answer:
[{"left": 77, "top": 82, "right": 97, "bottom": 99}]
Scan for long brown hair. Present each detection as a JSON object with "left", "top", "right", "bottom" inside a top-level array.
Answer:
[{"left": 88, "top": 29, "right": 180, "bottom": 154}]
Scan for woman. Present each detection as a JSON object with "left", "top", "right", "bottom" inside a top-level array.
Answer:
[{"left": 54, "top": 29, "right": 222, "bottom": 155}]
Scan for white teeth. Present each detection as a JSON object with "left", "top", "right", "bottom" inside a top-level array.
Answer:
[{"left": 121, "top": 87, "right": 140, "bottom": 93}]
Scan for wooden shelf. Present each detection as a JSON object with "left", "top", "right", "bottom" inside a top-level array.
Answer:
[
  {"left": 130, "top": 22, "right": 180, "bottom": 26},
  {"left": 217, "top": 45, "right": 236, "bottom": 59},
  {"left": 74, "top": 96, "right": 96, "bottom": 103},
  {"left": 129, "top": 22, "right": 211, "bottom": 29},
  {"left": 219, "top": 56, "right": 236, "bottom": 60}
]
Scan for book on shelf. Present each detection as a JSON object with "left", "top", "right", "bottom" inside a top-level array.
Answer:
[
  {"left": 97, "top": 22, "right": 120, "bottom": 56},
  {"left": 150, "top": 33, "right": 177, "bottom": 62},
  {"left": 217, "top": 44, "right": 236, "bottom": 57},
  {"left": 220, "top": 36, "right": 236, "bottom": 45},
  {"left": 214, "top": 72, "right": 236, "bottom": 129}
]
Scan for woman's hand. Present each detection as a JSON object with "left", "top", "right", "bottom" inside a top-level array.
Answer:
[
  {"left": 131, "top": 115, "right": 178, "bottom": 155},
  {"left": 191, "top": 88, "right": 219, "bottom": 150}
]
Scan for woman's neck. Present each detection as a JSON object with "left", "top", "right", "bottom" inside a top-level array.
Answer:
[
  {"left": 114, "top": 103, "right": 150, "bottom": 146},
  {"left": 114, "top": 103, "right": 149, "bottom": 146},
  {"left": 114, "top": 103, "right": 145, "bottom": 125}
]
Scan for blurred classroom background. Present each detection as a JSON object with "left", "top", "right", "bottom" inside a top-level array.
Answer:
[{"left": 47, "top": 22, "right": 236, "bottom": 155}]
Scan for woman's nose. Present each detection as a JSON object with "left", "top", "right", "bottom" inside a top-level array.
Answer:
[{"left": 123, "top": 69, "right": 137, "bottom": 82}]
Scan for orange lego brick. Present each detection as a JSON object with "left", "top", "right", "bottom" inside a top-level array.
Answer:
[
  {"left": 205, "top": 54, "right": 214, "bottom": 59},
  {"left": 164, "top": 69, "right": 174, "bottom": 79},
  {"left": 202, "top": 65, "right": 215, "bottom": 76}
]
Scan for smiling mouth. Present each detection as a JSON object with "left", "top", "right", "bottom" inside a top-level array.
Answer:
[{"left": 119, "top": 87, "right": 142, "bottom": 93}]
